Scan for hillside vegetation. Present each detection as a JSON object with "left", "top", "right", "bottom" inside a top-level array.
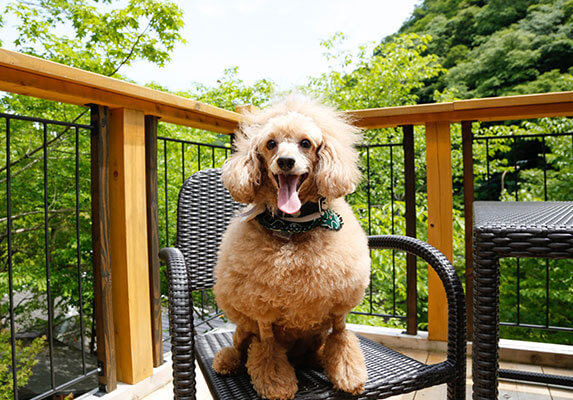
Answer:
[{"left": 394, "top": 0, "right": 573, "bottom": 101}]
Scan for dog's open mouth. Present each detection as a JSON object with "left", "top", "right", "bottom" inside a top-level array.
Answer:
[{"left": 275, "top": 173, "right": 308, "bottom": 215}]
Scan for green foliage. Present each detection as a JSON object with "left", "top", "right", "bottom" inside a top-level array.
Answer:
[
  {"left": 0, "top": 332, "right": 44, "bottom": 399},
  {"left": 1, "top": 0, "right": 185, "bottom": 122},
  {"left": 398, "top": 0, "right": 573, "bottom": 100},
  {"left": 4, "top": 0, "right": 185, "bottom": 76},
  {"left": 189, "top": 67, "right": 275, "bottom": 111},
  {"left": 306, "top": 33, "right": 445, "bottom": 110}
]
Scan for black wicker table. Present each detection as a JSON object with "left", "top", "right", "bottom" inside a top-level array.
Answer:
[{"left": 472, "top": 201, "right": 573, "bottom": 400}]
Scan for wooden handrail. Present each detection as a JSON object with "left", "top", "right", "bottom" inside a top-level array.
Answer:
[
  {"left": 0, "top": 48, "right": 242, "bottom": 134},
  {"left": 348, "top": 91, "right": 573, "bottom": 128}
]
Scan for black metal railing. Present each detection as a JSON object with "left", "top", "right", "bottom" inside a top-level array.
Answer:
[
  {"left": 349, "top": 142, "right": 412, "bottom": 325},
  {"left": 157, "top": 126, "right": 418, "bottom": 334},
  {"left": 470, "top": 129, "right": 573, "bottom": 342},
  {"left": 1, "top": 112, "right": 98, "bottom": 399}
]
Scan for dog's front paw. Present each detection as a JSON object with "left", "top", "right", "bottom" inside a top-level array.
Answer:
[
  {"left": 322, "top": 330, "right": 367, "bottom": 395},
  {"left": 213, "top": 346, "right": 243, "bottom": 375},
  {"left": 246, "top": 338, "right": 298, "bottom": 400}
]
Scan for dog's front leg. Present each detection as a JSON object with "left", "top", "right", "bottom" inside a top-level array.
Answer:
[
  {"left": 213, "top": 326, "right": 253, "bottom": 375},
  {"left": 322, "top": 314, "right": 367, "bottom": 395},
  {"left": 246, "top": 321, "right": 297, "bottom": 400}
]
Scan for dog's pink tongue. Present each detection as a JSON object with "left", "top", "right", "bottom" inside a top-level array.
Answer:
[{"left": 278, "top": 174, "right": 301, "bottom": 215}]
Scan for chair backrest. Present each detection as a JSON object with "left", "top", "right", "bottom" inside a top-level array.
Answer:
[{"left": 176, "top": 168, "right": 243, "bottom": 291}]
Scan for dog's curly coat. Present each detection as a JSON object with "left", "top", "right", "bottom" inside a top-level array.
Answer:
[{"left": 212, "top": 97, "right": 371, "bottom": 400}]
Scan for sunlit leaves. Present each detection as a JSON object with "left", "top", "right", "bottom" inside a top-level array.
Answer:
[
  {"left": 306, "top": 33, "right": 445, "bottom": 110},
  {"left": 3, "top": 0, "right": 185, "bottom": 76}
]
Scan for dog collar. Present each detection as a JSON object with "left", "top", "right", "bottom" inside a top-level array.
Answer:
[{"left": 255, "top": 198, "right": 344, "bottom": 235}]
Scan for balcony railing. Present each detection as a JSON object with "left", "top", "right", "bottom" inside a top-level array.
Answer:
[{"left": 1, "top": 48, "right": 573, "bottom": 399}]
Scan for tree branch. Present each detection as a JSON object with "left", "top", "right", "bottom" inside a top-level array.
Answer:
[
  {"left": 0, "top": 109, "right": 88, "bottom": 175},
  {"left": 0, "top": 208, "right": 76, "bottom": 224},
  {"left": 108, "top": 16, "right": 156, "bottom": 77}
]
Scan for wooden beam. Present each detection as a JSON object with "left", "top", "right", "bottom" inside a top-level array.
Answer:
[
  {"left": 145, "top": 115, "right": 163, "bottom": 367},
  {"left": 425, "top": 121, "right": 452, "bottom": 342},
  {"left": 0, "top": 65, "right": 237, "bottom": 133},
  {"left": 348, "top": 93, "right": 573, "bottom": 129},
  {"left": 109, "top": 108, "right": 153, "bottom": 383},
  {"left": 0, "top": 49, "right": 241, "bottom": 133},
  {"left": 90, "top": 105, "right": 117, "bottom": 392}
]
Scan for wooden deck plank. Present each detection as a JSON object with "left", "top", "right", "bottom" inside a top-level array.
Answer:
[
  {"left": 500, "top": 361, "right": 552, "bottom": 399},
  {"left": 542, "top": 366, "right": 573, "bottom": 400}
]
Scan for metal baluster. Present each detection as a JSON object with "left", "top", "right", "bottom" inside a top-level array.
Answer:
[
  {"left": 164, "top": 139, "right": 169, "bottom": 245},
  {"left": 75, "top": 126, "right": 87, "bottom": 375},
  {"left": 181, "top": 143, "right": 185, "bottom": 185},
  {"left": 542, "top": 136, "right": 547, "bottom": 201},
  {"left": 6, "top": 117, "right": 19, "bottom": 400},
  {"left": 390, "top": 145, "right": 396, "bottom": 317},
  {"left": 43, "top": 122, "right": 56, "bottom": 389},
  {"left": 546, "top": 259, "right": 550, "bottom": 328},
  {"left": 517, "top": 259, "right": 521, "bottom": 326},
  {"left": 366, "top": 146, "right": 372, "bottom": 315},
  {"left": 514, "top": 137, "right": 519, "bottom": 201},
  {"left": 486, "top": 138, "right": 490, "bottom": 183}
]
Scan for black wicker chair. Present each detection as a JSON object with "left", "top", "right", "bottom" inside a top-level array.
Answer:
[{"left": 159, "top": 168, "right": 466, "bottom": 400}]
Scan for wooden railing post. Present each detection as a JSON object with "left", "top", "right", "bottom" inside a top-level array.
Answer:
[
  {"left": 462, "top": 121, "right": 474, "bottom": 339},
  {"left": 90, "top": 104, "right": 117, "bottom": 392},
  {"left": 425, "top": 121, "right": 453, "bottom": 341},
  {"left": 145, "top": 115, "right": 163, "bottom": 367},
  {"left": 108, "top": 108, "right": 153, "bottom": 383},
  {"left": 402, "top": 125, "right": 418, "bottom": 335}
]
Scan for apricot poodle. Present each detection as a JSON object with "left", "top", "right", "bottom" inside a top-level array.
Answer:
[{"left": 212, "top": 97, "right": 371, "bottom": 400}]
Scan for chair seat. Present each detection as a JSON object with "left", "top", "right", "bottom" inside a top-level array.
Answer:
[{"left": 195, "top": 331, "right": 455, "bottom": 400}]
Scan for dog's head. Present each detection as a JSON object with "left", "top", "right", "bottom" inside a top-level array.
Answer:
[{"left": 222, "top": 97, "right": 362, "bottom": 215}]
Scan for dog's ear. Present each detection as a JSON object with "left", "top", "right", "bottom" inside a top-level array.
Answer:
[
  {"left": 221, "top": 132, "right": 261, "bottom": 204},
  {"left": 315, "top": 137, "right": 362, "bottom": 199}
]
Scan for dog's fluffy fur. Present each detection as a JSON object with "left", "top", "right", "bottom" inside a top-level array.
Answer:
[{"left": 212, "top": 97, "right": 370, "bottom": 400}]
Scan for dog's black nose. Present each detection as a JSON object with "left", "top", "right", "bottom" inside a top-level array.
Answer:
[{"left": 277, "top": 157, "right": 295, "bottom": 171}]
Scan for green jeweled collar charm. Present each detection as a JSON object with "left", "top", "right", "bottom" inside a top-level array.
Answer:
[{"left": 255, "top": 199, "right": 344, "bottom": 235}]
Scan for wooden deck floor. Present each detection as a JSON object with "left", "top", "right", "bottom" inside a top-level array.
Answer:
[{"left": 142, "top": 347, "right": 573, "bottom": 400}]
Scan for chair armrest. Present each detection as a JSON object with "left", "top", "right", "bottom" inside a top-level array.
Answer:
[
  {"left": 159, "top": 247, "right": 197, "bottom": 399},
  {"left": 368, "top": 235, "right": 466, "bottom": 371}
]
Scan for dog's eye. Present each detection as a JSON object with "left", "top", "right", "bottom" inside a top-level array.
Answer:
[
  {"left": 300, "top": 139, "right": 311, "bottom": 149},
  {"left": 266, "top": 140, "right": 276, "bottom": 150}
]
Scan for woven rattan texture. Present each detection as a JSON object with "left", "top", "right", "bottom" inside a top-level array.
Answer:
[
  {"left": 176, "top": 168, "right": 243, "bottom": 291},
  {"left": 474, "top": 201, "right": 573, "bottom": 259},
  {"left": 196, "top": 331, "right": 455, "bottom": 400},
  {"left": 472, "top": 201, "right": 573, "bottom": 400},
  {"left": 160, "top": 246, "right": 197, "bottom": 400}
]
